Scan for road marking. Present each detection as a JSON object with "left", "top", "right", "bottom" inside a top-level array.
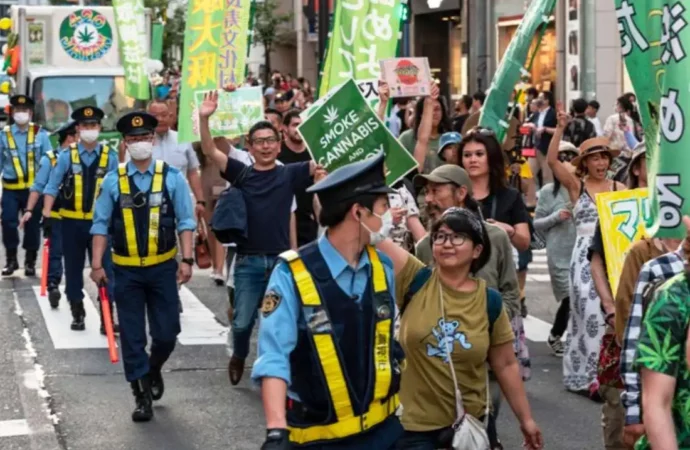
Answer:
[
  {"left": 528, "top": 263, "right": 548, "bottom": 270},
  {"left": 178, "top": 286, "right": 229, "bottom": 345},
  {"left": 32, "top": 286, "right": 110, "bottom": 349},
  {"left": 523, "top": 315, "right": 554, "bottom": 342},
  {"left": 527, "top": 273, "right": 551, "bottom": 283},
  {"left": 0, "top": 419, "right": 29, "bottom": 437}
]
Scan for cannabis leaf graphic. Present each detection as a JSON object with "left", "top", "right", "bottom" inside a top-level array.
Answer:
[
  {"left": 77, "top": 28, "right": 95, "bottom": 45},
  {"left": 323, "top": 106, "right": 338, "bottom": 125}
]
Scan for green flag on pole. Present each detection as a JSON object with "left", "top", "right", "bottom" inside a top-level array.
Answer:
[
  {"left": 478, "top": 0, "right": 556, "bottom": 140},
  {"left": 112, "top": 0, "right": 150, "bottom": 100},
  {"left": 151, "top": 22, "right": 164, "bottom": 61},
  {"left": 614, "top": 0, "right": 686, "bottom": 238}
]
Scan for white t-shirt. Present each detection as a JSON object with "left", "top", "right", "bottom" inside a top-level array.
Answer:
[{"left": 125, "top": 130, "right": 200, "bottom": 174}]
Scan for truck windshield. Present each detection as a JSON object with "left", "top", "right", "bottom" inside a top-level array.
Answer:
[{"left": 32, "top": 76, "right": 148, "bottom": 132}]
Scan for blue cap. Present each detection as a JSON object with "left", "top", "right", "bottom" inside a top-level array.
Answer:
[
  {"left": 307, "top": 152, "right": 395, "bottom": 204},
  {"left": 438, "top": 132, "right": 462, "bottom": 160}
]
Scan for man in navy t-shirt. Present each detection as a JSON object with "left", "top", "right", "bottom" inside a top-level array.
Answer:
[{"left": 198, "top": 90, "right": 323, "bottom": 385}]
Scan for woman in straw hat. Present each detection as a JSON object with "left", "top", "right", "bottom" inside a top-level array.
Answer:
[{"left": 546, "top": 107, "right": 626, "bottom": 398}]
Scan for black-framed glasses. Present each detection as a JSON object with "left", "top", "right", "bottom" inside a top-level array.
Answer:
[
  {"left": 431, "top": 232, "right": 469, "bottom": 246},
  {"left": 252, "top": 136, "right": 280, "bottom": 146}
]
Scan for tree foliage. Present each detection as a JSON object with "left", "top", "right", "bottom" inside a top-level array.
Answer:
[{"left": 253, "top": 0, "right": 293, "bottom": 83}]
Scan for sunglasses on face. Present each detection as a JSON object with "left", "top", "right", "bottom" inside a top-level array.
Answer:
[
  {"left": 431, "top": 232, "right": 469, "bottom": 247},
  {"left": 465, "top": 127, "right": 496, "bottom": 139},
  {"left": 558, "top": 152, "right": 577, "bottom": 163}
]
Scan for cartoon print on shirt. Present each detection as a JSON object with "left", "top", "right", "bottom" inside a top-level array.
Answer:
[{"left": 426, "top": 318, "right": 472, "bottom": 363}]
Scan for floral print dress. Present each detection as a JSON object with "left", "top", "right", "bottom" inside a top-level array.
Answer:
[{"left": 563, "top": 184, "right": 605, "bottom": 392}]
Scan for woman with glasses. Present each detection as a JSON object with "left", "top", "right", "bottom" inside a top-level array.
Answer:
[
  {"left": 533, "top": 141, "right": 579, "bottom": 357},
  {"left": 377, "top": 208, "right": 543, "bottom": 450},
  {"left": 546, "top": 109, "right": 626, "bottom": 397}
]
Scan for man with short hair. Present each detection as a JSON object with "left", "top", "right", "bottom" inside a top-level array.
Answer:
[
  {"left": 264, "top": 108, "right": 283, "bottom": 138},
  {"left": 146, "top": 100, "right": 205, "bottom": 222},
  {"left": 279, "top": 110, "right": 317, "bottom": 247},
  {"left": 528, "top": 91, "right": 557, "bottom": 187},
  {"left": 586, "top": 100, "right": 604, "bottom": 136},
  {"left": 452, "top": 94, "right": 472, "bottom": 133},
  {"left": 563, "top": 98, "right": 597, "bottom": 148},
  {"left": 198, "top": 90, "right": 320, "bottom": 386},
  {"left": 471, "top": 91, "right": 486, "bottom": 113},
  {"left": 0, "top": 94, "right": 53, "bottom": 276}
]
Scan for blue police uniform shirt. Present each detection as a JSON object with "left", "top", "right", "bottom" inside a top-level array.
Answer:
[
  {"left": 30, "top": 148, "right": 66, "bottom": 194},
  {"left": 250, "top": 235, "right": 396, "bottom": 397},
  {"left": 90, "top": 160, "right": 197, "bottom": 236},
  {"left": 43, "top": 142, "right": 119, "bottom": 198},
  {"left": 0, "top": 123, "right": 53, "bottom": 178}
]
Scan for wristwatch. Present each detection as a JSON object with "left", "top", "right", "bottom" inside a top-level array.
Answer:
[{"left": 181, "top": 257, "right": 194, "bottom": 266}]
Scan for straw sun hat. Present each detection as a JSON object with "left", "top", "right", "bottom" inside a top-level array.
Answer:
[{"left": 570, "top": 137, "right": 621, "bottom": 168}]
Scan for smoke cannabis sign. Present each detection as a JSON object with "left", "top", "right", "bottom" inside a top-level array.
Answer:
[{"left": 298, "top": 79, "right": 417, "bottom": 186}]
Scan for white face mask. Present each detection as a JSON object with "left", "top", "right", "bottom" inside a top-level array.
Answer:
[
  {"left": 127, "top": 141, "right": 153, "bottom": 160},
  {"left": 80, "top": 129, "right": 100, "bottom": 143},
  {"left": 361, "top": 209, "right": 393, "bottom": 245},
  {"left": 13, "top": 112, "right": 29, "bottom": 125}
]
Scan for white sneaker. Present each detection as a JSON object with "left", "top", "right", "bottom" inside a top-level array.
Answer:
[{"left": 547, "top": 334, "right": 564, "bottom": 357}]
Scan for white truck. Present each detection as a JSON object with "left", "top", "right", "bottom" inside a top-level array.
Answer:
[{"left": 11, "top": 5, "right": 152, "bottom": 148}]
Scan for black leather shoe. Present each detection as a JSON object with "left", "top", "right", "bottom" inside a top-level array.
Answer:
[
  {"left": 149, "top": 367, "right": 164, "bottom": 401},
  {"left": 2, "top": 250, "right": 18, "bottom": 276},
  {"left": 48, "top": 285, "right": 61, "bottom": 309},
  {"left": 24, "top": 250, "right": 37, "bottom": 277},
  {"left": 130, "top": 376, "right": 154, "bottom": 422},
  {"left": 100, "top": 321, "right": 120, "bottom": 336},
  {"left": 70, "top": 303, "right": 85, "bottom": 331}
]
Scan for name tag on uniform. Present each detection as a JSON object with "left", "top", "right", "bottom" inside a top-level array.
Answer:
[
  {"left": 149, "top": 193, "right": 163, "bottom": 207},
  {"left": 72, "top": 164, "right": 82, "bottom": 174},
  {"left": 96, "top": 167, "right": 107, "bottom": 177},
  {"left": 120, "top": 194, "right": 134, "bottom": 208},
  {"left": 306, "top": 308, "right": 331, "bottom": 334}
]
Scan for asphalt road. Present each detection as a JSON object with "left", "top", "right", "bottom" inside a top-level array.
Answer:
[{"left": 0, "top": 246, "right": 604, "bottom": 450}]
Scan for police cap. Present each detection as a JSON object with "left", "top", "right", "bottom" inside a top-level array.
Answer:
[
  {"left": 52, "top": 121, "right": 77, "bottom": 143},
  {"left": 307, "top": 152, "right": 394, "bottom": 204},
  {"left": 71, "top": 106, "right": 105, "bottom": 124},
  {"left": 116, "top": 111, "right": 158, "bottom": 137},
  {"left": 10, "top": 95, "right": 34, "bottom": 108}
]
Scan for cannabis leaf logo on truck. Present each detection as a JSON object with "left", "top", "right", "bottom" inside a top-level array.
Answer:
[{"left": 59, "top": 9, "right": 113, "bottom": 62}]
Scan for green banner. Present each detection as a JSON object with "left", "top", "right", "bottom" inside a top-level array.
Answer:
[
  {"left": 194, "top": 87, "right": 263, "bottom": 138},
  {"left": 219, "top": 0, "right": 253, "bottom": 86},
  {"left": 317, "top": 0, "right": 404, "bottom": 100},
  {"left": 299, "top": 79, "right": 417, "bottom": 186},
  {"left": 151, "top": 22, "right": 164, "bottom": 61},
  {"left": 479, "top": 0, "right": 556, "bottom": 139},
  {"left": 178, "top": 0, "right": 226, "bottom": 143},
  {"left": 614, "top": 0, "right": 685, "bottom": 237},
  {"left": 112, "top": 0, "right": 150, "bottom": 100}
]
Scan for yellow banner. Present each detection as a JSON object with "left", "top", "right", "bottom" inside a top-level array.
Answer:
[{"left": 595, "top": 188, "right": 651, "bottom": 296}]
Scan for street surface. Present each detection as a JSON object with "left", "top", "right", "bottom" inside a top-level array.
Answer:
[{"left": 0, "top": 246, "right": 604, "bottom": 450}]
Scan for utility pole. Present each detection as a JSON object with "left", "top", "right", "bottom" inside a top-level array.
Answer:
[{"left": 295, "top": 0, "right": 303, "bottom": 77}]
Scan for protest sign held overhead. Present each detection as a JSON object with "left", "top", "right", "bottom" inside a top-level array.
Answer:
[
  {"left": 299, "top": 79, "right": 416, "bottom": 186},
  {"left": 380, "top": 57, "right": 431, "bottom": 98}
]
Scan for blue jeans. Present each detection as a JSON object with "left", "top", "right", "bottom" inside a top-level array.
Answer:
[{"left": 232, "top": 254, "right": 277, "bottom": 360}]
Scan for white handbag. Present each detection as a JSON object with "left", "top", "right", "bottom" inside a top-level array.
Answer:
[{"left": 439, "top": 285, "right": 491, "bottom": 450}]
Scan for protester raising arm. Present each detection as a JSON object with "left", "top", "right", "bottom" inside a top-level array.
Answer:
[
  {"left": 411, "top": 82, "right": 439, "bottom": 171},
  {"left": 198, "top": 90, "right": 230, "bottom": 173},
  {"left": 546, "top": 108, "right": 582, "bottom": 205}
]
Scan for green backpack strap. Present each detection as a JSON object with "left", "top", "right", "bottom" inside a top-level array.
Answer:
[
  {"left": 486, "top": 287, "right": 503, "bottom": 335},
  {"left": 400, "top": 266, "right": 432, "bottom": 317}
]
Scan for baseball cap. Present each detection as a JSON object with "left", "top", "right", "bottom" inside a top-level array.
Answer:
[
  {"left": 438, "top": 132, "right": 462, "bottom": 158},
  {"left": 413, "top": 164, "right": 473, "bottom": 196}
]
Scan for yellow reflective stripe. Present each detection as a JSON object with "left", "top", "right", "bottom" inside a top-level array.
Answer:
[
  {"left": 364, "top": 246, "right": 392, "bottom": 402},
  {"left": 287, "top": 395, "right": 399, "bottom": 445},
  {"left": 46, "top": 151, "right": 57, "bottom": 166},
  {"left": 287, "top": 258, "right": 355, "bottom": 421},
  {"left": 147, "top": 160, "right": 165, "bottom": 256},
  {"left": 6, "top": 128, "right": 24, "bottom": 183},
  {"left": 91, "top": 145, "right": 110, "bottom": 213},
  {"left": 118, "top": 164, "right": 139, "bottom": 258},
  {"left": 71, "top": 147, "right": 83, "bottom": 213},
  {"left": 2, "top": 182, "right": 29, "bottom": 190},
  {"left": 49, "top": 211, "right": 61, "bottom": 219},
  {"left": 112, "top": 247, "right": 177, "bottom": 267}
]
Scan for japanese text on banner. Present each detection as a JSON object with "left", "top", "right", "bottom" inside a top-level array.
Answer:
[
  {"left": 595, "top": 188, "right": 652, "bottom": 296},
  {"left": 178, "top": 0, "right": 226, "bottom": 143},
  {"left": 318, "top": 0, "right": 405, "bottom": 102},
  {"left": 218, "top": 0, "right": 253, "bottom": 86},
  {"left": 615, "top": 0, "right": 690, "bottom": 238},
  {"left": 113, "top": 0, "right": 150, "bottom": 100}
]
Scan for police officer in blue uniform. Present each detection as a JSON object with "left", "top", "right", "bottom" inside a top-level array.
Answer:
[
  {"left": 20, "top": 121, "right": 78, "bottom": 307},
  {"left": 42, "top": 107, "right": 118, "bottom": 332},
  {"left": 90, "top": 111, "right": 196, "bottom": 422},
  {"left": 1, "top": 94, "right": 53, "bottom": 276},
  {"left": 252, "top": 152, "right": 404, "bottom": 449}
]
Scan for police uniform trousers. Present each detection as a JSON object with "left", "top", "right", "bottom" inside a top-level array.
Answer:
[
  {"left": 61, "top": 218, "right": 114, "bottom": 304},
  {"left": 113, "top": 258, "right": 180, "bottom": 382},
  {"left": 1, "top": 189, "right": 42, "bottom": 251},
  {"left": 47, "top": 217, "right": 63, "bottom": 285}
]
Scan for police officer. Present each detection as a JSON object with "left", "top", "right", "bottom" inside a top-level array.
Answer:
[
  {"left": 19, "top": 121, "right": 78, "bottom": 307},
  {"left": 90, "top": 112, "right": 196, "bottom": 422},
  {"left": 0, "top": 94, "right": 52, "bottom": 276},
  {"left": 42, "top": 107, "right": 118, "bottom": 332},
  {"left": 252, "top": 152, "right": 404, "bottom": 449}
]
